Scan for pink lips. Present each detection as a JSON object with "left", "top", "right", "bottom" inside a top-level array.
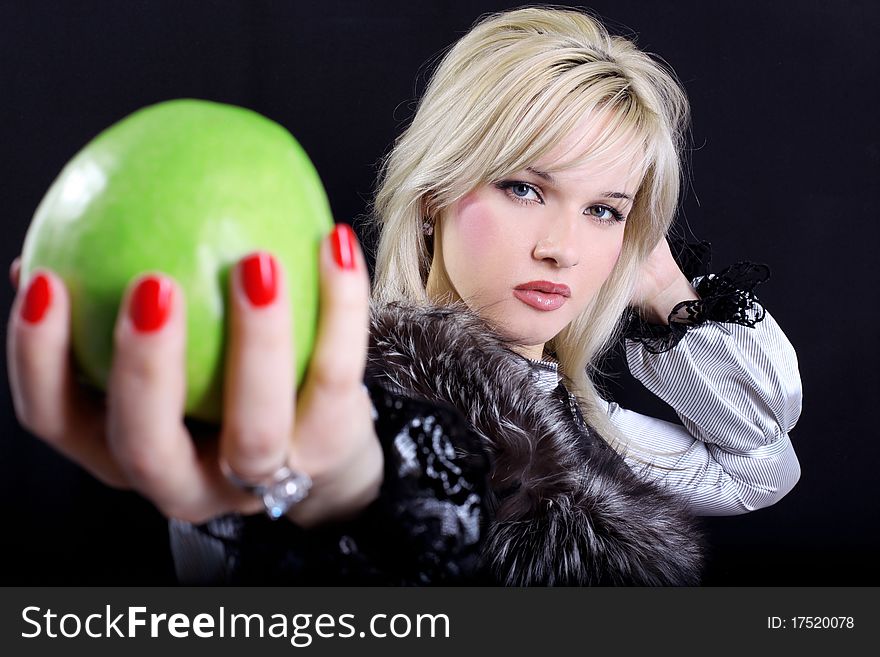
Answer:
[{"left": 513, "top": 280, "right": 571, "bottom": 311}]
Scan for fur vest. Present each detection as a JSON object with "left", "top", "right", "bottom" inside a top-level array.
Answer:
[{"left": 365, "top": 302, "right": 704, "bottom": 586}]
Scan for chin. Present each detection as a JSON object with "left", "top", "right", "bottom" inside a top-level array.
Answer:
[
  {"left": 480, "top": 302, "right": 569, "bottom": 346},
  {"left": 498, "top": 324, "right": 563, "bottom": 351}
]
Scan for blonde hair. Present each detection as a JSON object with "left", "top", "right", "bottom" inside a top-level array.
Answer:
[{"left": 370, "top": 6, "right": 690, "bottom": 455}]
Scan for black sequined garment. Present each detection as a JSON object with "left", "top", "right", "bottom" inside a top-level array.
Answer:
[{"left": 221, "top": 386, "right": 492, "bottom": 585}]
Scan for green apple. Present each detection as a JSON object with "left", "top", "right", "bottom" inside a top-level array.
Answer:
[{"left": 20, "top": 98, "right": 334, "bottom": 422}]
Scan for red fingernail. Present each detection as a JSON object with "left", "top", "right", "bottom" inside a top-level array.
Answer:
[
  {"left": 21, "top": 273, "right": 52, "bottom": 324},
  {"left": 241, "top": 252, "right": 278, "bottom": 307},
  {"left": 331, "top": 224, "right": 357, "bottom": 271},
  {"left": 130, "top": 276, "right": 173, "bottom": 332}
]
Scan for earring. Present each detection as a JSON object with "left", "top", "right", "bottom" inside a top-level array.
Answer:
[{"left": 423, "top": 217, "right": 435, "bottom": 237}]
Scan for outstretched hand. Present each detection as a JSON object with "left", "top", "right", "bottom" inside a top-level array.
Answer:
[{"left": 7, "top": 224, "right": 381, "bottom": 527}]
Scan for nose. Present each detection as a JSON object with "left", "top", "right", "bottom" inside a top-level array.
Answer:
[{"left": 532, "top": 219, "right": 579, "bottom": 268}]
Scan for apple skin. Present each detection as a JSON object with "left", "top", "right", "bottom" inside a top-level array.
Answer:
[{"left": 20, "top": 99, "right": 334, "bottom": 422}]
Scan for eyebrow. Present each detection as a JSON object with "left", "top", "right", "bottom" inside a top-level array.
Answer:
[
  {"left": 525, "top": 167, "right": 633, "bottom": 201},
  {"left": 602, "top": 191, "right": 633, "bottom": 201},
  {"left": 525, "top": 166, "right": 556, "bottom": 183}
]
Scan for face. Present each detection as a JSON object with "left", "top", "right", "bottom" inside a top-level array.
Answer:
[{"left": 430, "top": 115, "right": 645, "bottom": 360}]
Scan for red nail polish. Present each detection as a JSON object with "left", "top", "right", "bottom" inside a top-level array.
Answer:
[
  {"left": 331, "top": 224, "right": 357, "bottom": 271},
  {"left": 21, "top": 273, "right": 52, "bottom": 323},
  {"left": 241, "top": 252, "right": 278, "bottom": 307},
  {"left": 130, "top": 276, "right": 173, "bottom": 332}
]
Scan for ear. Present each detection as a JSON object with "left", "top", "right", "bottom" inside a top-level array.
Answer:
[
  {"left": 420, "top": 195, "right": 439, "bottom": 256},
  {"left": 421, "top": 191, "right": 444, "bottom": 226}
]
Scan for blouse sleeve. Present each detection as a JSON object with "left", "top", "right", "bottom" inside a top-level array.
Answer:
[{"left": 604, "top": 308, "right": 803, "bottom": 516}]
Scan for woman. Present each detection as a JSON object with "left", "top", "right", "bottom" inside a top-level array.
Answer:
[
  {"left": 7, "top": 7, "right": 800, "bottom": 585},
  {"left": 370, "top": 6, "right": 801, "bottom": 518}
]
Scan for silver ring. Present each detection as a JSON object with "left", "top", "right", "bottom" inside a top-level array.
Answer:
[{"left": 220, "top": 458, "right": 312, "bottom": 520}]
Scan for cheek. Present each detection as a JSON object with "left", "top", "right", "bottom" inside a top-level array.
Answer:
[
  {"left": 578, "top": 235, "right": 624, "bottom": 293},
  {"left": 606, "top": 238, "right": 624, "bottom": 270},
  {"left": 452, "top": 194, "right": 503, "bottom": 248},
  {"left": 599, "top": 232, "right": 624, "bottom": 269},
  {"left": 444, "top": 194, "right": 508, "bottom": 274}
]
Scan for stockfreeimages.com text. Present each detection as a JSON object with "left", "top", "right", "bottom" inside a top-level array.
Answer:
[{"left": 22, "top": 605, "right": 451, "bottom": 646}]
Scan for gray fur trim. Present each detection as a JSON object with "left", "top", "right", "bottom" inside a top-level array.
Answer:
[{"left": 367, "top": 302, "right": 703, "bottom": 586}]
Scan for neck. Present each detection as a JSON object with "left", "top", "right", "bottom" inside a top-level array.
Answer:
[{"left": 512, "top": 343, "right": 548, "bottom": 361}]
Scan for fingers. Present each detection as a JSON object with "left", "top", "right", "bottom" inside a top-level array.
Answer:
[
  {"left": 218, "top": 232, "right": 376, "bottom": 526},
  {"left": 220, "top": 252, "right": 294, "bottom": 483},
  {"left": 293, "top": 224, "right": 373, "bottom": 470},
  {"left": 7, "top": 269, "right": 127, "bottom": 488},
  {"left": 9, "top": 229, "right": 374, "bottom": 526},
  {"left": 10, "top": 257, "right": 21, "bottom": 289},
  {"left": 304, "top": 224, "right": 371, "bottom": 396},
  {"left": 283, "top": 225, "right": 381, "bottom": 526},
  {"left": 106, "top": 275, "right": 213, "bottom": 518}
]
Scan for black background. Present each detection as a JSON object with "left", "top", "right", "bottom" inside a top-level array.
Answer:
[{"left": 1, "top": 0, "right": 877, "bottom": 585}]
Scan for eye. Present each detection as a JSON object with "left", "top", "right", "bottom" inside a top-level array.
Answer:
[
  {"left": 586, "top": 204, "right": 626, "bottom": 224},
  {"left": 495, "top": 180, "right": 544, "bottom": 204},
  {"left": 510, "top": 183, "right": 539, "bottom": 200}
]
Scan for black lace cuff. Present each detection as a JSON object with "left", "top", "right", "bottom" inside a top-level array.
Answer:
[
  {"left": 218, "top": 381, "right": 491, "bottom": 585},
  {"left": 622, "top": 236, "right": 771, "bottom": 354}
]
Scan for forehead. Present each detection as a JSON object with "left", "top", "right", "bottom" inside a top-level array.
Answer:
[{"left": 532, "top": 111, "right": 647, "bottom": 190}]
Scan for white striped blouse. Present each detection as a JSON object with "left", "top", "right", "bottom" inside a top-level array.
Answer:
[{"left": 530, "top": 308, "right": 802, "bottom": 516}]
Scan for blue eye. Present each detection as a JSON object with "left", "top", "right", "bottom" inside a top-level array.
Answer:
[
  {"left": 510, "top": 183, "right": 539, "bottom": 200},
  {"left": 587, "top": 205, "right": 625, "bottom": 224},
  {"left": 495, "top": 180, "right": 543, "bottom": 204}
]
